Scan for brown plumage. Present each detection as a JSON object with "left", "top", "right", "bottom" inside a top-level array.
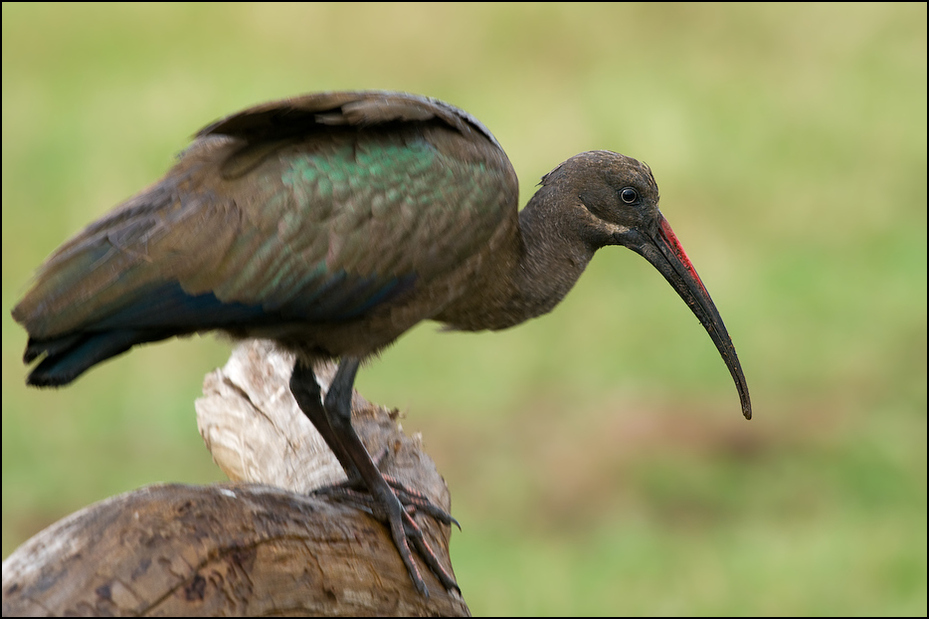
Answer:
[{"left": 13, "top": 90, "right": 751, "bottom": 594}]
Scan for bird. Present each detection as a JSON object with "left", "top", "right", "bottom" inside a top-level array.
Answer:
[{"left": 13, "top": 90, "right": 752, "bottom": 596}]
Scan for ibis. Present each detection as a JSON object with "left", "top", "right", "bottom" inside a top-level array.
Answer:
[{"left": 13, "top": 90, "right": 751, "bottom": 595}]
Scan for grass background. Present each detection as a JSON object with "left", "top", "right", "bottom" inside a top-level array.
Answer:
[{"left": 2, "top": 3, "right": 925, "bottom": 615}]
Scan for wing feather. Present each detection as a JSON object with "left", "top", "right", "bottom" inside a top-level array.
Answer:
[{"left": 14, "top": 91, "right": 518, "bottom": 347}]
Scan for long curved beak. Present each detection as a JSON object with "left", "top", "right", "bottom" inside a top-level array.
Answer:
[{"left": 627, "top": 215, "right": 752, "bottom": 420}]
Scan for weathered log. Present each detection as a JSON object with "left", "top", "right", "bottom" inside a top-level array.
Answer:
[{"left": 2, "top": 340, "right": 468, "bottom": 616}]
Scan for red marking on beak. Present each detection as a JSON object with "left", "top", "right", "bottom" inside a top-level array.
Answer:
[{"left": 659, "top": 217, "right": 709, "bottom": 299}]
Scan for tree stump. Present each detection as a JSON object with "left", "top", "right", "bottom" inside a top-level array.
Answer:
[{"left": 2, "top": 340, "right": 469, "bottom": 616}]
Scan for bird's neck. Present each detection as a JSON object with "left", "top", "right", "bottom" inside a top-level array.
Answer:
[{"left": 436, "top": 185, "right": 596, "bottom": 331}]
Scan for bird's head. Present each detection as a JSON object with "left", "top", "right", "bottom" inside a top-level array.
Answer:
[{"left": 544, "top": 150, "right": 752, "bottom": 420}]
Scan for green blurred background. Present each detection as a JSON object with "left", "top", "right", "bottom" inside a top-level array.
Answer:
[{"left": 2, "top": 3, "right": 925, "bottom": 615}]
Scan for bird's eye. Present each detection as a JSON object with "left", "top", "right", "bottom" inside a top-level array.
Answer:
[{"left": 620, "top": 187, "right": 638, "bottom": 204}]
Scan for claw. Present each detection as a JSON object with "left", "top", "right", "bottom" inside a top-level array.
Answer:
[{"left": 313, "top": 478, "right": 460, "bottom": 593}]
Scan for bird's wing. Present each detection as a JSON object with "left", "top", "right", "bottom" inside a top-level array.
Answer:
[{"left": 14, "top": 91, "right": 519, "bottom": 340}]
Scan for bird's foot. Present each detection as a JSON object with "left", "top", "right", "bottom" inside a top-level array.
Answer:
[
  {"left": 313, "top": 477, "right": 460, "bottom": 594},
  {"left": 316, "top": 475, "right": 460, "bottom": 529}
]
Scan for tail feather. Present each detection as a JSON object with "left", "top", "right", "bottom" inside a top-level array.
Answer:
[
  {"left": 18, "top": 281, "right": 267, "bottom": 387},
  {"left": 24, "top": 332, "right": 82, "bottom": 364},
  {"left": 25, "top": 329, "right": 176, "bottom": 387}
]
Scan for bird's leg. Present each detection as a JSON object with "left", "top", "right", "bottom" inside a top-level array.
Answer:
[
  {"left": 289, "top": 361, "right": 456, "bottom": 524},
  {"left": 289, "top": 359, "right": 459, "bottom": 596},
  {"left": 289, "top": 361, "right": 362, "bottom": 479}
]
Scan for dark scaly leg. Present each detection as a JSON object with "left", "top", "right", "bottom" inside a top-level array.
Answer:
[{"left": 289, "top": 358, "right": 459, "bottom": 596}]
